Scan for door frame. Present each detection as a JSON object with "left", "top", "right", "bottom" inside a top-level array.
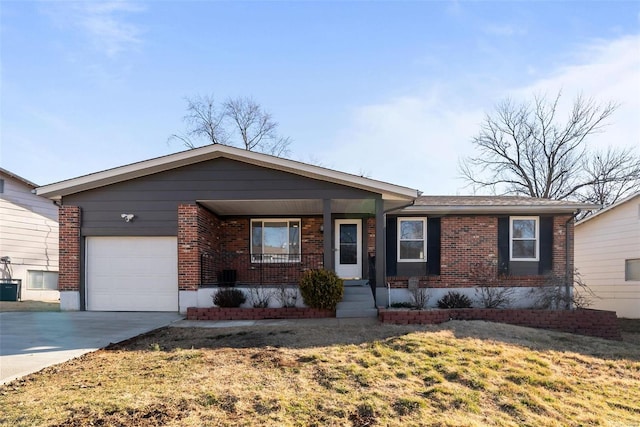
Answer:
[{"left": 334, "top": 219, "right": 362, "bottom": 279}]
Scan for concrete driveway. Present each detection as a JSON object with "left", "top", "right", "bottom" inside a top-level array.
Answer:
[{"left": 0, "top": 312, "right": 182, "bottom": 385}]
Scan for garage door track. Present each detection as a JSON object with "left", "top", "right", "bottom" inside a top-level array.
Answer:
[{"left": 0, "top": 312, "right": 182, "bottom": 385}]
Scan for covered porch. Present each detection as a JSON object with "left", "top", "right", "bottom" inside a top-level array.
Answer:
[{"left": 178, "top": 196, "right": 412, "bottom": 310}]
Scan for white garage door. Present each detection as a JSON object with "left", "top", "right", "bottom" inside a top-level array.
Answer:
[{"left": 86, "top": 236, "right": 178, "bottom": 311}]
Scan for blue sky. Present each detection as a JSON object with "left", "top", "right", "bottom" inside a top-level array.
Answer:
[{"left": 1, "top": 1, "right": 638, "bottom": 194}]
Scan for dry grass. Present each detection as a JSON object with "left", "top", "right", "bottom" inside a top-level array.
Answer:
[
  {"left": 1, "top": 320, "right": 638, "bottom": 427},
  {"left": 0, "top": 300, "right": 60, "bottom": 312}
]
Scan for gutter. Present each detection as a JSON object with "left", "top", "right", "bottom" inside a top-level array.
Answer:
[{"left": 398, "top": 204, "right": 598, "bottom": 215}]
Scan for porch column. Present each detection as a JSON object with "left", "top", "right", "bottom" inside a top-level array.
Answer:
[
  {"left": 375, "top": 198, "right": 385, "bottom": 293},
  {"left": 323, "top": 199, "right": 333, "bottom": 271}
]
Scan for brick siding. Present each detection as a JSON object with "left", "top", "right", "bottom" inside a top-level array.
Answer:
[
  {"left": 58, "top": 206, "right": 81, "bottom": 291},
  {"left": 185, "top": 208, "right": 327, "bottom": 288},
  {"left": 388, "top": 215, "right": 575, "bottom": 289},
  {"left": 178, "top": 204, "right": 200, "bottom": 290},
  {"left": 378, "top": 308, "right": 621, "bottom": 340}
]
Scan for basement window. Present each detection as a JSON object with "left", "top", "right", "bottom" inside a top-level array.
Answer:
[
  {"left": 251, "top": 219, "right": 300, "bottom": 262},
  {"left": 28, "top": 270, "right": 58, "bottom": 290}
]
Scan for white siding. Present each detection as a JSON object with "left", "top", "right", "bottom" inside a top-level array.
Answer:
[
  {"left": 0, "top": 174, "right": 59, "bottom": 301},
  {"left": 575, "top": 195, "right": 640, "bottom": 318}
]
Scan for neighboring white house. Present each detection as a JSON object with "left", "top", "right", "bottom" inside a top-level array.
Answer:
[
  {"left": 575, "top": 192, "right": 640, "bottom": 318},
  {"left": 0, "top": 168, "right": 59, "bottom": 301}
]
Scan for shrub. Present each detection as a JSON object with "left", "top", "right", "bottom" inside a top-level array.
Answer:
[
  {"left": 474, "top": 286, "right": 514, "bottom": 309},
  {"left": 437, "top": 291, "right": 472, "bottom": 309},
  {"left": 299, "top": 269, "right": 344, "bottom": 310},
  {"left": 390, "top": 302, "right": 415, "bottom": 309},
  {"left": 248, "top": 287, "right": 273, "bottom": 308},
  {"left": 528, "top": 270, "right": 596, "bottom": 310},
  {"left": 274, "top": 284, "right": 298, "bottom": 308},
  {"left": 213, "top": 287, "right": 246, "bottom": 308}
]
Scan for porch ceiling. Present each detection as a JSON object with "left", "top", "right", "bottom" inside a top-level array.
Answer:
[{"left": 199, "top": 199, "right": 410, "bottom": 216}]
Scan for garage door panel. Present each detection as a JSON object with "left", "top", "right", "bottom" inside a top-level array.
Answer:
[{"left": 87, "top": 237, "right": 178, "bottom": 311}]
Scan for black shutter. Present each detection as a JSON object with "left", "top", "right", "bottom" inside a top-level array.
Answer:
[
  {"left": 497, "top": 217, "right": 510, "bottom": 275},
  {"left": 427, "top": 217, "right": 441, "bottom": 275},
  {"left": 386, "top": 216, "right": 397, "bottom": 276},
  {"left": 539, "top": 216, "right": 553, "bottom": 274}
]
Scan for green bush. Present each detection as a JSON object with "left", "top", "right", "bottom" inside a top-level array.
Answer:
[
  {"left": 437, "top": 291, "right": 473, "bottom": 309},
  {"left": 213, "top": 287, "right": 246, "bottom": 308},
  {"left": 299, "top": 269, "right": 344, "bottom": 310}
]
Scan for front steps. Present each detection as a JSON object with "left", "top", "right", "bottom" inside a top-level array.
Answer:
[{"left": 336, "top": 281, "right": 377, "bottom": 318}]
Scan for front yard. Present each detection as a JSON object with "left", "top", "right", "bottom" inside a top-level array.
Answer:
[{"left": 1, "top": 320, "right": 638, "bottom": 426}]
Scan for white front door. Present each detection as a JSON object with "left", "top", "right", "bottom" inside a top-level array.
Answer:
[{"left": 334, "top": 219, "right": 362, "bottom": 279}]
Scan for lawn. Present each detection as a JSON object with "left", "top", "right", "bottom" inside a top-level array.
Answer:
[{"left": 1, "top": 320, "right": 638, "bottom": 426}]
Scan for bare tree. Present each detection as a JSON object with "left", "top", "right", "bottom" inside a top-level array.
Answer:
[
  {"left": 169, "top": 94, "right": 228, "bottom": 149},
  {"left": 580, "top": 146, "right": 640, "bottom": 206},
  {"left": 169, "top": 94, "right": 292, "bottom": 157},
  {"left": 460, "top": 91, "right": 639, "bottom": 206}
]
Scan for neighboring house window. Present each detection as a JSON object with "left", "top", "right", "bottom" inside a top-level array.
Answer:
[
  {"left": 397, "top": 217, "right": 427, "bottom": 262},
  {"left": 28, "top": 270, "right": 58, "bottom": 290},
  {"left": 0, "top": 178, "right": 4, "bottom": 193},
  {"left": 510, "top": 216, "right": 539, "bottom": 261},
  {"left": 251, "top": 219, "right": 301, "bottom": 262},
  {"left": 626, "top": 259, "right": 640, "bottom": 281}
]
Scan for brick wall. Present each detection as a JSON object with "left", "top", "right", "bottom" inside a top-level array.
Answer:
[
  {"left": 378, "top": 308, "right": 621, "bottom": 340},
  {"left": 58, "top": 206, "right": 81, "bottom": 291},
  {"left": 197, "top": 205, "right": 221, "bottom": 255},
  {"left": 178, "top": 204, "right": 200, "bottom": 290},
  {"left": 194, "top": 214, "right": 326, "bottom": 287},
  {"left": 388, "top": 215, "right": 575, "bottom": 289}
]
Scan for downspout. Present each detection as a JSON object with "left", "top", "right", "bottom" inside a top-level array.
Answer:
[{"left": 565, "top": 210, "right": 580, "bottom": 309}]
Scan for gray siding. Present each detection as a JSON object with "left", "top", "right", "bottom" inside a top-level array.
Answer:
[{"left": 63, "top": 158, "right": 378, "bottom": 236}]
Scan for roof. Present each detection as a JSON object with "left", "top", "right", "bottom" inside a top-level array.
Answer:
[
  {"left": 35, "top": 144, "right": 419, "bottom": 201},
  {"left": 398, "top": 195, "right": 599, "bottom": 214},
  {"left": 576, "top": 192, "right": 640, "bottom": 226},
  {"left": 0, "top": 167, "right": 38, "bottom": 188}
]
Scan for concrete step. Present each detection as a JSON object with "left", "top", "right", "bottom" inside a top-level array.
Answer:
[
  {"left": 336, "top": 308, "right": 378, "bottom": 318},
  {"left": 337, "top": 286, "right": 376, "bottom": 318},
  {"left": 343, "top": 280, "right": 369, "bottom": 287}
]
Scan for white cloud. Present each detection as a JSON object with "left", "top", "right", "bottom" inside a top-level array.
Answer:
[
  {"left": 513, "top": 34, "right": 640, "bottom": 151},
  {"left": 320, "top": 89, "right": 484, "bottom": 195},
  {"left": 322, "top": 34, "right": 639, "bottom": 196},
  {"left": 43, "top": 1, "right": 145, "bottom": 57}
]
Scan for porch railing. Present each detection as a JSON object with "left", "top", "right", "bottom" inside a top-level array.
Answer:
[{"left": 200, "top": 252, "right": 324, "bottom": 286}]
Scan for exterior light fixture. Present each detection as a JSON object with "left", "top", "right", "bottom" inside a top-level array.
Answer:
[{"left": 120, "top": 213, "right": 135, "bottom": 222}]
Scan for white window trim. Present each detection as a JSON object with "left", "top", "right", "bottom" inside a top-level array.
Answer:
[
  {"left": 250, "top": 218, "right": 301, "bottom": 263},
  {"left": 509, "top": 216, "right": 539, "bottom": 262},
  {"left": 397, "top": 217, "right": 427, "bottom": 262}
]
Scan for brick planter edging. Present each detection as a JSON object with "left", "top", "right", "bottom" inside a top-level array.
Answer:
[
  {"left": 186, "top": 307, "right": 335, "bottom": 321},
  {"left": 378, "top": 308, "right": 622, "bottom": 341}
]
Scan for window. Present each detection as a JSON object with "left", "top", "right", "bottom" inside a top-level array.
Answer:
[
  {"left": 626, "top": 259, "right": 640, "bottom": 281},
  {"left": 28, "top": 270, "right": 58, "bottom": 290},
  {"left": 251, "top": 219, "right": 300, "bottom": 262},
  {"left": 397, "top": 217, "right": 427, "bottom": 262},
  {"left": 510, "top": 216, "right": 539, "bottom": 261}
]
